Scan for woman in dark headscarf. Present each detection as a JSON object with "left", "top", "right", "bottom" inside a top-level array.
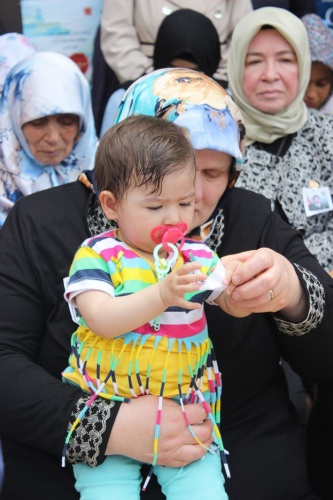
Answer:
[{"left": 153, "top": 8, "right": 221, "bottom": 78}]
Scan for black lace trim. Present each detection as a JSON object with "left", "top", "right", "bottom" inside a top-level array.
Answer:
[
  {"left": 87, "top": 197, "right": 116, "bottom": 237},
  {"left": 274, "top": 264, "right": 325, "bottom": 336},
  {"left": 66, "top": 396, "right": 115, "bottom": 467}
]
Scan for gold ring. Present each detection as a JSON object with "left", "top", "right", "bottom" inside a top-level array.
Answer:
[{"left": 269, "top": 289, "right": 274, "bottom": 301}]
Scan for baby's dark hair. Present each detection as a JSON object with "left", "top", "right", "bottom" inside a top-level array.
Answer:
[{"left": 94, "top": 115, "right": 195, "bottom": 199}]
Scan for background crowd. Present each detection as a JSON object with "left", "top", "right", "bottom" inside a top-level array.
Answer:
[{"left": 0, "top": 1, "right": 332, "bottom": 499}]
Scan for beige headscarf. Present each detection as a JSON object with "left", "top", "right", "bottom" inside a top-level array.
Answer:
[{"left": 228, "top": 7, "right": 311, "bottom": 144}]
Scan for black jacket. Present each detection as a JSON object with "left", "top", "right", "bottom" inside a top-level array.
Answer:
[{"left": 0, "top": 181, "right": 332, "bottom": 499}]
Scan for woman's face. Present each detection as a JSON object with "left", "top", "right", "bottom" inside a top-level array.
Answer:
[
  {"left": 243, "top": 29, "right": 299, "bottom": 114},
  {"left": 192, "top": 149, "right": 232, "bottom": 230},
  {"left": 304, "top": 61, "right": 332, "bottom": 110},
  {"left": 22, "top": 114, "right": 80, "bottom": 165},
  {"left": 169, "top": 58, "right": 200, "bottom": 71}
]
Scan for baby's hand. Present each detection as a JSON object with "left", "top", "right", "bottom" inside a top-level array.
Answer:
[{"left": 158, "top": 261, "right": 207, "bottom": 310}]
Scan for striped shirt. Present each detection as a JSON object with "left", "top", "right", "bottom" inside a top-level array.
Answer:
[{"left": 63, "top": 229, "right": 225, "bottom": 398}]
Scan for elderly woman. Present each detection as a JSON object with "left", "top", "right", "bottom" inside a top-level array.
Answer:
[
  {"left": 0, "top": 68, "right": 332, "bottom": 500},
  {"left": 0, "top": 51, "right": 97, "bottom": 226},
  {"left": 228, "top": 7, "right": 333, "bottom": 274}
]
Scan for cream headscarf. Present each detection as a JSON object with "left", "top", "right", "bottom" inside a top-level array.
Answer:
[{"left": 228, "top": 7, "right": 311, "bottom": 144}]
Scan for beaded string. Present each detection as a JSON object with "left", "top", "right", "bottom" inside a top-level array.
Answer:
[{"left": 142, "top": 242, "right": 178, "bottom": 490}]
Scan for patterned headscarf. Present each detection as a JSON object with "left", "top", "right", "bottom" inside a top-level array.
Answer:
[
  {"left": 114, "top": 68, "right": 245, "bottom": 162},
  {"left": 0, "top": 32, "right": 36, "bottom": 94},
  {"left": 228, "top": 7, "right": 311, "bottom": 145},
  {"left": 301, "top": 13, "right": 333, "bottom": 71},
  {"left": 0, "top": 51, "right": 97, "bottom": 226},
  {"left": 112, "top": 68, "right": 245, "bottom": 248}
]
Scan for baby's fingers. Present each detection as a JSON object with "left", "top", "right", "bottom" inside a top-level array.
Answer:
[
  {"left": 175, "top": 261, "right": 207, "bottom": 284},
  {"left": 177, "top": 261, "right": 204, "bottom": 274}
]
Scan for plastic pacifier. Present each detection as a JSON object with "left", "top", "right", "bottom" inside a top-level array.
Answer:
[{"left": 150, "top": 222, "right": 187, "bottom": 252}]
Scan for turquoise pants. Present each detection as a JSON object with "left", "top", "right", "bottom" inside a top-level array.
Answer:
[{"left": 73, "top": 450, "right": 228, "bottom": 499}]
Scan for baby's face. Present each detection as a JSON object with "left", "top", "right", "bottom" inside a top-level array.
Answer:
[{"left": 114, "top": 164, "right": 195, "bottom": 258}]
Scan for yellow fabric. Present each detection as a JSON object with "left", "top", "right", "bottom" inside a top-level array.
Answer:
[
  {"left": 227, "top": 7, "right": 311, "bottom": 145},
  {"left": 64, "top": 328, "right": 212, "bottom": 398}
]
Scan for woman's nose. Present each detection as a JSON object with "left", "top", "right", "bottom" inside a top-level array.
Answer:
[
  {"left": 262, "top": 60, "right": 279, "bottom": 81},
  {"left": 304, "top": 83, "right": 316, "bottom": 100},
  {"left": 44, "top": 125, "right": 60, "bottom": 142}
]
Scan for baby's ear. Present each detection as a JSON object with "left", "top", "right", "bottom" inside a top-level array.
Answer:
[{"left": 99, "top": 191, "right": 118, "bottom": 221}]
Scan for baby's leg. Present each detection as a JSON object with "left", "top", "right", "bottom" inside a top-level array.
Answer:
[
  {"left": 73, "top": 455, "right": 142, "bottom": 499},
  {"left": 155, "top": 450, "right": 228, "bottom": 499}
]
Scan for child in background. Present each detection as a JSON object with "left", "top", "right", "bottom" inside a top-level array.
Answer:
[
  {"left": 62, "top": 115, "right": 246, "bottom": 499},
  {"left": 302, "top": 13, "right": 333, "bottom": 113}
]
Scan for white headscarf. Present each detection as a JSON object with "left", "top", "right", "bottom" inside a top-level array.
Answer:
[
  {"left": 0, "top": 51, "right": 97, "bottom": 226},
  {"left": 228, "top": 7, "right": 311, "bottom": 144}
]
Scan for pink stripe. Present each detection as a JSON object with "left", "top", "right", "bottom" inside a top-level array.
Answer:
[
  {"left": 156, "top": 411, "right": 162, "bottom": 425},
  {"left": 202, "top": 401, "right": 211, "bottom": 414},
  {"left": 183, "top": 413, "right": 190, "bottom": 425},
  {"left": 100, "top": 245, "right": 138, "bottom": 262},
  {"left": 208, "top": 380, "right": 215, "bottom": 392},
  {"left": 182, "top": 247, "right": 213, "bottom": 260},
  {"left": 136, "top": 316, "right": 207, "bottom": 338}
]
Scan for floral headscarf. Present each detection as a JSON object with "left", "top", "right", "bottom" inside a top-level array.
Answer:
[
  {"left": 0, "top": 51, "right": 97, "bottom": 226},
  {"left": 114, "top": 68, "right": 245, "bottom": 162},
  {"left": 301, "top": 14, "right": 333, "bottom": 71},
  {"left": 111, "top": 68, "right": 245, "bottom": 247}
]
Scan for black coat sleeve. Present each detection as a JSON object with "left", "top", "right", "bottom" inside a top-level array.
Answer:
[
  {"left": 221, "top": 188, "right": 333, "bottom": 384},
  {"left": 0, "top": 183, "right": 120, "bottom": 457}
]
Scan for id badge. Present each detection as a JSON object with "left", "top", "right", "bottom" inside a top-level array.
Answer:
[{"left": 303, "top": 185, "right": 333, "bottom": 217}]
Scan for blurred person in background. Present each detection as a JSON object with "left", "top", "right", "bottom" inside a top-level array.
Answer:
[
  {"left": 0, "top": 32, "right": 36, "bottom": 94},
  {"left": 100, "top": 0, "right": 252, "bottom": 88},
  {"left": 99, "top": 8, "right": 221, "bottom": 137},
  {"left": 301, "top": 13, "right": 333, "bottom": 114},
  {"left": 0, "top": 51, "right": 97, "bottom": 226}
]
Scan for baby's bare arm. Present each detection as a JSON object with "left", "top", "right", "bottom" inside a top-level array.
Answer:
[{"left": 75, "top": 261, "right": 207, "bottom": 338}]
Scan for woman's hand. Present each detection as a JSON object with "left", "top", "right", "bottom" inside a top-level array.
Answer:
[
  {"left": 221, "top": 248, "right": 308, "bottom": 321},
  {"left": 106, "top": 395, "right": 213, "bottom": 467}
]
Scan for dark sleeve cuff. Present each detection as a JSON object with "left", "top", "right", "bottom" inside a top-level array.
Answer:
[{"left": 66, "top": 395, "right": 121, "bottom": 467}]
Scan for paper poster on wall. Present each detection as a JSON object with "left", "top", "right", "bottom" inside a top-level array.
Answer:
[{"left": 21, "top": 0, "right": 103, "bottom": 83}]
